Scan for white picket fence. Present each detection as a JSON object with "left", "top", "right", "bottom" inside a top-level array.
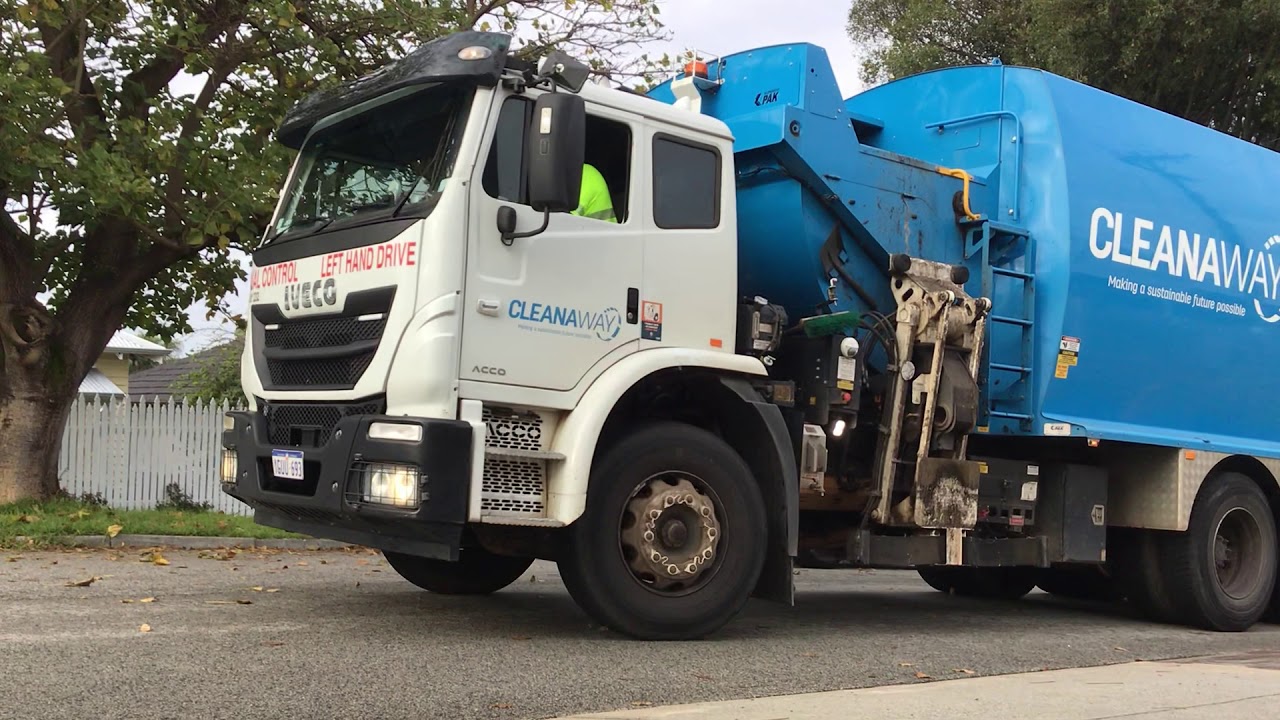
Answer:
[{"left": 59, "top": 399, "right": 252, "bottom": 516}]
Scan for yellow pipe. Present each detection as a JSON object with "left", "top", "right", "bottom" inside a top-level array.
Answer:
[{"left": 937, "top": 167, "right": 981, "bottom": 222}]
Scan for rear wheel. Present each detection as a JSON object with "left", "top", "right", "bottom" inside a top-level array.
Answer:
[
  {"left": 1109, "top": 527, "right": 1182, "bottom": 623},
  {"left": 917, "top": 566, "right": 1037, "bottom": 600},
  {"left": 1161, "top": 473, "right": 1277, "bottom": 631},
  {"left": 557, "top": 422, "right": 767, "bottom": 640},
  {"left": 383, "top": 548, "right": 533, "bottom": 595},
  {"left": 1036, "top": 565, "right": 1119, "bottom": 602}
]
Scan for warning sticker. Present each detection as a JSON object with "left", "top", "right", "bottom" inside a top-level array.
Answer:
[
  {"left": 1055, "top": 335, "right": 1080, "bottom": 379},
  {"left": 641, "top": 301, "right": 663, "bottom": 341}
]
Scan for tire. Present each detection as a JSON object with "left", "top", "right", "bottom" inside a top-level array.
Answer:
[
  {"left": 1036, "top": 565, "right": 1119, "bottom": 603},
  {"left": 383, "top": 548, "right": 534, "bottom": 595},
  {"left": 557, "top": 422, "right": 767, "bottom": 640},
  {"left": 1109, "top": 527, "right": 1182, "bottom": 623},
  {"left": 917, "top": 566, "right": 1037, "bottom": 600},
  {"left": 1161, "top": 473, "right": 1278, "bottom": 631}
]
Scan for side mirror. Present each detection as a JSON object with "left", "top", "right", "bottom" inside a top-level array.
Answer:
[
  {"left": 538, "top": 51, "right": 591, "bottom": 93},
  {"left": 526, "top": 92, "right": 585, "bottom": 214},
  {"left": 497, "top": 206, "right": 517, "bottom": 238}
]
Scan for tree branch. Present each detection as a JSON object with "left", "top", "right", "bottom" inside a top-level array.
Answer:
[{"left": 37, "top": 11, "right": 109, "bottom": 149}]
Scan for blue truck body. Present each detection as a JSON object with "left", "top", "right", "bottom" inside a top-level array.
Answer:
[{"left": 650, "top": 43, "right": 1280, "bottom": 460}]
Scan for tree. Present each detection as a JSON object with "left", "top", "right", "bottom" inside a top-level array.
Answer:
[
  {"left": 178, "top": 332, "right": 246, "bottom": 405},
  {"left": 0, "top": 0, "right": 666, "bottom": 503},
  {"left": 847, "top": 0, "right": 1280, "bottom": 150}
]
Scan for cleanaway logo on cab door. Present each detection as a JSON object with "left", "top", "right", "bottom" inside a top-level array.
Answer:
[{"left": 507, "top": 299, "right": 622, "bottom": 341}]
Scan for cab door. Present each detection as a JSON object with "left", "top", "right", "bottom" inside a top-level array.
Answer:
[{"left": 460, "top": 90, "right": 643, "bottom": 392}]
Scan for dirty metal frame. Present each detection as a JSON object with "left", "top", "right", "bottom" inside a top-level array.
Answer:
[{"left": 870, "top": 256, "right": 991, "bottom": 564}]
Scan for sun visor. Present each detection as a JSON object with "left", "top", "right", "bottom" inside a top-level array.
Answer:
[{"left": 276, "top": 31, "right": 512, "bottom": 149}]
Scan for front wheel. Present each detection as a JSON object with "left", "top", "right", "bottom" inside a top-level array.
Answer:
[
  {"left": 557, "top": 422, "right": 767, "bottom": 640},
  {"left": 384, "top": 548, "right": 534, "bottom": 595}
]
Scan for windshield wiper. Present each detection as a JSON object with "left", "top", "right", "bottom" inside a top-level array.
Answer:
[{"left": 393, "top": 105, "right": 460, "bottom": 218}]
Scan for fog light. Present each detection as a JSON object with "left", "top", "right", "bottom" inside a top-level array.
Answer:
[
  {"left": 359, "top": 463, "right": 420, "bottom": 508},
  {"left": 220, "top": 449, "right": 238, "bottom": 484},
  {"left": 368, "top": 422, "right": 423, "bottom": 443}
]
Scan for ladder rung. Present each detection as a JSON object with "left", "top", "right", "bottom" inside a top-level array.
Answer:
[
  {"left": 990, "top": 315, "right": 1033, "bottom": 327},
  {"left": 988, "top": 411, "right": 1033, "bottom": 420},
  {"left": 991, "top": 363, "right": 1032, "bottom": 373},
  {"left": 991, "top": 267, "right": 1034, "bottom": 280}
]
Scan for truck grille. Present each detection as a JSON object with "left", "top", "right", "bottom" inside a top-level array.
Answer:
[
  {"left": 252, "top": 287, "right": 395, "bottom": 391},
  {"left": 263, "top": 399, "right": 385, "bottom": 447},
  {"left": 264, "top": 314, "right": 387, "bottom": 351}
]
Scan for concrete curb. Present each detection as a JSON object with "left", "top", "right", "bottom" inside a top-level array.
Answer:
[{"left": 12, "top": 534, "right": 355, "bottom": 550}]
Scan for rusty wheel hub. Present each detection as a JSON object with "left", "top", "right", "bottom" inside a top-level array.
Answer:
[{"left": 620, "top": 476, "right": 721, "bottom": 592}]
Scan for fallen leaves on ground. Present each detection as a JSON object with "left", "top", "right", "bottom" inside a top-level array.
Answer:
[
  {"left": 693, "top": 673, "right": 714, "bottom": 681},
  {"left": 5, "top": 556, "right": 20, "bottom": 563},
  {"left": 800, "top": 652, "right": 818, "bottom": 658},
  {"left": 954, "top": 668, "right": 975, "bottom": 675},
  {"left": 140, "top": 597, "right": 156, "bottom": 603},
  {"left": 66, "top": 576, "right": 101, "bottom": 587},
  {"left": 262, "top": 641, "right": 286, "bottom": 647},
  {"left": 68, "top": 509, "right": 91, "bottom": 520},
  {"left": 296, "top": 561, "right": 308, "bottom": 566},
  {"left": 141, "top": 550, "right": 169, "bottom": 566},
  {"left": 1114, "top": 646, "right": 1128, "bottom": 652},
  {"left": 16, "top": 514, "right": 39, "bottom": 524},
  {"left": 898, "top": 662, "right": 913, "bottom": 668},
  {"left": 198, "top": 550, "right": 237, "bottom": 561},
  {"left": 236, "top": 599, "right": 252, "bottom": 605},
  {"left": 250, "top": 586, "right": 264, "bottom": 592},
  {"left": 913, "top": 671, "right": 931, "bottom": 680},
  {"left": 491, "top": 703, "right": 512, "bottom": 710},
  {"left": 631, "top": 701, "right": 653, "bottom": 708},
  {"left": 106, "top": 524, "right": 122, "bottom": 538},
  {"left": 139, "top": 624, "right": 152, "bottom": 633}
]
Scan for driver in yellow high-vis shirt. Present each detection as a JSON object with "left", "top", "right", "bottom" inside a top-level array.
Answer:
[{"left": 572, "top": 163, "right": 617, "bottom": 223}]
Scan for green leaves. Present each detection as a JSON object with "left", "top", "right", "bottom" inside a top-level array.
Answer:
[{"left": 847, "top": 0, "right": 1280, "bottom": 150}]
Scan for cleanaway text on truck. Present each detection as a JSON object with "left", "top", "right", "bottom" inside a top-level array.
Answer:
[{"left": 220, "top": 32, "right": 1280, "bottom": 639}]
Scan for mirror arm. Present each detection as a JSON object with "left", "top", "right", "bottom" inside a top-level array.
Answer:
[{"left": 501, "top": 209, "right": 552, "bottom": 246}]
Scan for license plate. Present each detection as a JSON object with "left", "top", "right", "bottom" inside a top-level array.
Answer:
[{"left": 271, "top": 449, "right": 305, "bottom": 480}]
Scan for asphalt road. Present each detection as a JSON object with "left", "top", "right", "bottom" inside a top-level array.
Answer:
[{"left": 3, "top": 547, "right": 1278, "bottom": 720}]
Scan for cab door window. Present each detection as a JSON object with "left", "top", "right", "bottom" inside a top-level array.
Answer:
[{"left": 482, "top": 96, "right": 632, "bottom": 222}]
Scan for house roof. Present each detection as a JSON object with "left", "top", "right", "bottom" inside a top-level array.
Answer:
[
  {"left": 105, "top": 330, "right": 170, "bottom": 356},
  {"left": 79, "top": 368, "right": 125, "bottom": 396},
  {"left": 128, "top": 339, "right": 242, "bottom": 401}
]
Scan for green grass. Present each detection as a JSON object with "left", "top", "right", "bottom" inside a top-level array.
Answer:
[{"left": 0, "top": 497, "right": 302, "bottom": 547}]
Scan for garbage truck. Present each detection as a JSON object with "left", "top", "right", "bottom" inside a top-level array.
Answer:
[{"left": 221, "top": 30, "right": 1280, "bottom": 639}]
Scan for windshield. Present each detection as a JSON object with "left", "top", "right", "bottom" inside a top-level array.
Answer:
[{"left": 269, "top": 83, "right": 473, "bottom": 241}]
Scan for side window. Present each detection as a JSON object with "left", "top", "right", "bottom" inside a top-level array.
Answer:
[
  {"left": 482, "top": 96, "right": 530, "bottom": 202},
  {"left": 481, "top": 96, "right": 632, "bottom": 223},
  {"left": 652, "top": 135, "right": 720, "bottom": 229}
]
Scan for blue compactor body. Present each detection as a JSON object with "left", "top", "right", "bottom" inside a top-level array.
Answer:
[{"left": 650, "top": 44, "right": 1280, "bottom": 460}]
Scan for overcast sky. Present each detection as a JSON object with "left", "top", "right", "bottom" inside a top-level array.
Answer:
[{"left": 176, "top": 0, "right": 866, "bottom": 354}]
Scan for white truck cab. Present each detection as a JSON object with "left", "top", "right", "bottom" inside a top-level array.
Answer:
[{"left": 224, "top": 33, "right": 789, "bottom": 639}]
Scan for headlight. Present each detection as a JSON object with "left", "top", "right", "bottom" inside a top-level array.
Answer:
[
  {"left": 358, "top": 463, "right": 421, "bottom": 508},
  {"left": 220, "top": 449, "right": 238, "bottom": 484}
]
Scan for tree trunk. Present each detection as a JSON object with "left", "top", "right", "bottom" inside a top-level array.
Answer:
[{"left": 0, "top": 364, "right": 75, "bottom": 503}]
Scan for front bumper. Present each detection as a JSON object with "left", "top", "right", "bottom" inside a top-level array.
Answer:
[{"left": 221, "top": 409, "right": 472, "bottom": 560}]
